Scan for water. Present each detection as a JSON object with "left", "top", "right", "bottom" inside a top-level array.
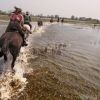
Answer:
[{"left": 0, "top": 22, "right": 100, "bottom": 100}]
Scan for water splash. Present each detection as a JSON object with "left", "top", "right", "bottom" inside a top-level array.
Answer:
[
  {"left": 0, "top": 47, "right": 33, "bottom": 100},
  {"left": 33, "top": 25, "right": 45, "bottom": 35}
]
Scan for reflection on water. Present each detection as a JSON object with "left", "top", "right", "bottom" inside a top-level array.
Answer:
[{"left": 0, "top": 23, "right": 100, "bottom": 100}]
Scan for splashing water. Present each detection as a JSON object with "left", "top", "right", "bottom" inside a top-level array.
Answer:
[
  {"left": 0, "top": 48, "right": 32, "bottom": 99},
  {"left": 33, "top": 25, "right": 45, "bottom": 35}
]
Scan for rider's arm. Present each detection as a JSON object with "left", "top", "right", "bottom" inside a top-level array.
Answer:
[
  {"left": 21, "top": 15, "right": 24, "bottom": 26},
  {"left": 29, "top": 16, "right": 31, "bottom": 21},
  {"left": 10, "top": 14, "right": 15, "bottom": 21}
]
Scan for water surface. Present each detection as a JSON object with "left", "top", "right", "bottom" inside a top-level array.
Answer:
[{"left": 0, "top": 22, "right": 100, "bottom": 100}]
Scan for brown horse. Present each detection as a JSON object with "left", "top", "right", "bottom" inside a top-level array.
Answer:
[
  {"left": 0, "top": 29, "right": 23, "bottom": 72},
  {"left": 37, "top": 21, "right": 43, "bottom": 27}
]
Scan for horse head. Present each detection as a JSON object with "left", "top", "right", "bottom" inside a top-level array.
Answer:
[
  {"left": 23, "top": 24, "right": 31, "bottom": 33},
  {"left": 23, "top": 24, "right": 32, "bottom": 40}
]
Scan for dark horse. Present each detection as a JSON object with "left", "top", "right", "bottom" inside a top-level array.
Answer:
[
  {"left": 37, "top": 21, "right": 43, "bottom": 27},
  {"left": 50, "top": 18, "right": 53, "bottom": 23},
  {"left": 0, "top": 28, "right": 23, "bottom": 72}
]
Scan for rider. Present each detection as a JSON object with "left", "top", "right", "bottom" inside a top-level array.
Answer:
[
  {"left": 39, "top": 17, "right": 42, "bottom": 22},
  {"left": 57, "top": 17, "right": 60, "bottom": 22},
  {"left": 5, "top": 6, "right": 27, "bottom": 46},
  {"left": 23, "top": 11, "right": 32, "bottom": 32},
  {"left": 38, "top": 17, "right": 43, "bottom": 26},
  {"left": 61, "top": 18, "right": 64, "bottom": 23},
  {"left": 50, "top": 17, "right": 53, "bottom": 23}
]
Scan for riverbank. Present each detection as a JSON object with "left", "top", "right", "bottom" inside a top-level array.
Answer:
[{"left": 0, "top": 14, "right": 100, "bottom": 25}]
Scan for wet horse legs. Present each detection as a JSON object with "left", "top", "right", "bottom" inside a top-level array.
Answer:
[
  {"left": 4, "top": 54, "right": 7, "bottom": 62},
  {"left": 11, "top": 54, "right": 17, "bottom": 72}
]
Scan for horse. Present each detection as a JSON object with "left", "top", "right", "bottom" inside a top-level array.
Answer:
[
  {"left": 50, "top": 19, "right": 53, "bottom": 23},
  {"left": 0, "top": 27, "right": 24, "bottom": 73},
  {"left": 57, "top": 18, "right": 60, "bottom": 22},
  {"left": 23, "top": 24, "right": 32, "bottom": 40},
  {"left": 37, "top": 21, "right": 43, "bottom": 27},
  {"left": 61, "top": 18, "right": 64, "bottom": 23}
]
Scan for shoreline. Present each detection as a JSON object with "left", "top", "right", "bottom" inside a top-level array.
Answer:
[
  {"left": 0, "top": 14, "right": 100, "bottom": 25},
  {"left": 0, "top": 20, "right": 9, "bottom": 25},
  {"left": 0, "top": 20, "right": 100, "bottom": 27}
]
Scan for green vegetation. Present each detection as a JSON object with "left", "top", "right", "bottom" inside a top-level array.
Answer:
[
  {"left": 31, "top": 17, "right": 50, "bottom": 22},
  {"left": 0, "top": 14, "right": 10, "bottom": 20},
  {"left": 0, "top": 15, "right": 56, "bottom": 22},
  {"left": 0, "top": 14, "right": 100, "bottom": 26},
  {"left": 0, "top": 9, "right": 100, "bottom": 25},
  {"left": 65, "top": 19, "right": 100, "bottom": 25}
]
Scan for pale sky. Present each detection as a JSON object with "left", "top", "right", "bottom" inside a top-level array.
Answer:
[{"left": 0, "top": 0, "right": 100, "bottom": 19}]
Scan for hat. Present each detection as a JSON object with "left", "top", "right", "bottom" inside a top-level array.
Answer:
[
  {"left": 26, "top": 11, "right": 29, "bottom": 15},
  {"left": 12, "top": 6, "right": 22, "bottom": 13}
]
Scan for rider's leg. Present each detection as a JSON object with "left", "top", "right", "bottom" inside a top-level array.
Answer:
[
  {"left": 15, "top": 22, "right": 28, "bottom": 46},
  {"left": 29, "top": 23, "right": 32, "bottom": 34},
  {"left": 5, "top": 21, "right": 13, "bottom": 32},
  {"left": 29, "top": 23, "right": 32, "bottom": 30},
  {"left": 5, "top": 24, "right": 10, "bottom": 32},
  {"left": 21, "top": 33, "right": 28, "bottom": 46}
]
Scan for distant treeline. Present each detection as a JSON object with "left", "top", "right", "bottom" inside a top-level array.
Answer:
[
  {"left": 0, "top": 10, "right": 99, "bottom": 23},
  {"left": 70, "top": 15, "right": 99, "bottom": 23}
]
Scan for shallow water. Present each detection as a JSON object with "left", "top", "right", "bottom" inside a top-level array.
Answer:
[{"left": 0, "top": 22, "right": 100, "bottom": 100}]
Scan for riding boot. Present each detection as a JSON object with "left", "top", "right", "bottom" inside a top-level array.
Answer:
[{"left": 22, "top": 34, "right": 28, "bottom": 46}]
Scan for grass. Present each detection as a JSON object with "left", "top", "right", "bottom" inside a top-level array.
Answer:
[
  {"left": 0, "top": 15, "right": 10, "bottom": 20},
  {"left": 0, "top": 14, "right": 100, "bottom": 26}
]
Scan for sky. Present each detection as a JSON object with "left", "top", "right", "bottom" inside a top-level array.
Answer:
[{"left": 0, "top": 0, "right": 100, "bottom": 20}]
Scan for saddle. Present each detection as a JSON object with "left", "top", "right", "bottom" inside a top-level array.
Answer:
[
  {"left": 9, "top": 26, "right": 27, "bottom": 35},
  {"left": 9, "top": 27, "right": 19, "bottom": 32}
]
